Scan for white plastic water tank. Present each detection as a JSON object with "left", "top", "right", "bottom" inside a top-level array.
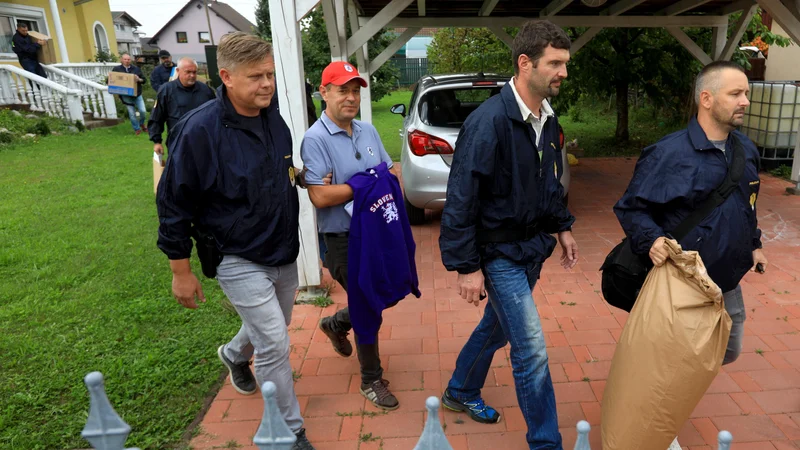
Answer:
[{"left": 742, "top": 82, "right": 800, "bottom": 149}]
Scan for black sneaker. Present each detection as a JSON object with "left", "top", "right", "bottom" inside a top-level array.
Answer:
[
  {"left": 441, "top": 388, "right": 501, "bottom": 424},
  {"left": 319, "top": 317, "right": 353, "bottom": 357},
  {"left": 360, "top": 379, "right": 399, "bottom": 411},
  {"left": 292, "top": 428, "right": 315, "bottom": 450},
  {"left": 217, "top": 345, "right": 257, "bottom": 395}
]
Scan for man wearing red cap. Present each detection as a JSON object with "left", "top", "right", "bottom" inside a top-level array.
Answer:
[{"left": 301, "top": 61, "right": 399, "bottom": 410}]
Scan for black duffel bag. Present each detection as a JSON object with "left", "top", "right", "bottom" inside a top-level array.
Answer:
[{"left": 600, "top": 136, "right": 746, "bottom": 312}]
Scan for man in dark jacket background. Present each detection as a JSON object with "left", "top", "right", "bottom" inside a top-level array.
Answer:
[
  {"left": 149, "top": 57, "right": 215, "bottom": 157},
  {"left": 439, "top": 20, "right": 578, "bottom": 450},
  {"left": 11, "top": 23, "right": 47, "bottom": 78},
  {"left": 156, "top": 32, "right": 317, "bottom": 450},
  {"left": 150, "top": 49, "right": 174, "bottom": 93},
  {"left": 112, "top": 53, "right": 148, "bottom": 135}
]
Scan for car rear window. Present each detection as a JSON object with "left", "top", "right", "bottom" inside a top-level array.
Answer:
[{"left": 419, "top": 86, "right": 502, "bottom": 128}]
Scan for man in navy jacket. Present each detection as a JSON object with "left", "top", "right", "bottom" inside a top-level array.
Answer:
[
  {"left": 613, "top": 61, "right": 768, "bottom": 448},
  {"left": 148, "top": 57, "right": 215, "bottom": 157},
  {"left": 150, "top": 49, "right": 174, "bottom": 93},
  {"left": 11, "top": 23, "right": 47, "bottom": 78},
  {"left": 439, "top": 20, "right": 578, "bottom": 449},
  {"left": 156, "top": 32, "right": 316, "bottom": 450}
]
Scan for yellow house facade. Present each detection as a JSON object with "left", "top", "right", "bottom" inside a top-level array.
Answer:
[{"left": 1, "top": 0, "right": 117, "bottom": 65}]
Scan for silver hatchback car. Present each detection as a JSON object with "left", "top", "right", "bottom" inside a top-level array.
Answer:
[{"left": 391, "top": 73, "right": 571, "bottom": 224}]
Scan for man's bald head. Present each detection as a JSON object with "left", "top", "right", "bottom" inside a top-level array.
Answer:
[
  {"left": 176, "top": 57, "right": 199, "bottom": 87},
  {"left": 177, "top": 57, "right": 198, "bottom": 70}
]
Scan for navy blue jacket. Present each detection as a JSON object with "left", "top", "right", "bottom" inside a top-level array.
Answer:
[
  {"left": 151, "top": 63, "right": 174, "bottom": 93},
  {"left": 156, "top": 85, "right": 300, "bottom": 267},
  {"left": 614, "top": 116, "right": 762, "bottom": 293},
  {"left": 148, "top": 79, "right": 216, "bottom": 144},
  {"left": 346, "top": 162, "right": 421, "bottom": 344},
  {"left": 11, "top": 32, "right": 39, "bottom": 62},
  {"left": 440, "top": 83, "right": 575, "bottom": 274}
]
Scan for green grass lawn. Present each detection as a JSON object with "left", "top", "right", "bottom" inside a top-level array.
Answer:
[{"left": 0, "top": 126, "right": 240, "bottom": 450}]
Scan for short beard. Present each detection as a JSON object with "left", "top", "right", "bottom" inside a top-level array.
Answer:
[{"left": 712, "top": 107, "right": 743, "bottom": 131}]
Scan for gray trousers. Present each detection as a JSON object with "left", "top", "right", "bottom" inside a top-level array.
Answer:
[
  {"left": 722, "top": 285, "right": 746, "bottom": 365},
  {"left": 215, "top": 255, "right": 303, "bottom": 432}
]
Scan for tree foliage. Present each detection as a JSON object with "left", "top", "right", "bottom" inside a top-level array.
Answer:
[
  {"left": 255, "top": 0, "right": 271, "bottom": 40},
  {"left": 427, "top": 28, "right": 516, "bottom": 74},
  {"left": 425, "top": 11, "right": 793, "bottom": 143},
  {"left": 300, "top": 7, "right": 399, "bottom": 102}
]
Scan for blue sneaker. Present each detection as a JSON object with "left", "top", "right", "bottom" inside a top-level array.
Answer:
[{"left": 441, "top": 388, "right": 501, "bottom": 424}]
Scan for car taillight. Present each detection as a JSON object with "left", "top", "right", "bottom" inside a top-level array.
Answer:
[
  {"left": 408, "top": 130, "right": 454, "bottom": 157},
  {"left": 472, "top": 81, "right": 497, "bottom": 86},
  {"left": 558, "top": 125, "right": 565, "bottom": 149}
]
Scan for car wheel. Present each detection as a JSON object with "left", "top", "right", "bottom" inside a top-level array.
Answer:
[{"left": 404, "top": 195, "right": 426, "bottom": 225}]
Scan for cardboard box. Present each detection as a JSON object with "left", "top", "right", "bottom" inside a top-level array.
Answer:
[
  {"left": 108, "top": 72, "right": 137, "bottom": 96},
  {"left": 27, "top": 30, "right": 56, "bottom": 65}
]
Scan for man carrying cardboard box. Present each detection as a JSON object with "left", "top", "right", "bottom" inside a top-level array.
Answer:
[
  {"left": 111, "top": 53, "right": 148, "bottom": 135},
  {"left": 11, "top": 23, "right": 47, "bottom": 79}
]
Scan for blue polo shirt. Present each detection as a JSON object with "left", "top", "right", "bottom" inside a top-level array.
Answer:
[{"left": 301, "top": 111, "right": 394, "bottom": 233}]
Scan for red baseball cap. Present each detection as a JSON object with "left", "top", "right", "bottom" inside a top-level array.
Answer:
[{"left": 321, "top": 61, "right": 367, "bottom": 88}]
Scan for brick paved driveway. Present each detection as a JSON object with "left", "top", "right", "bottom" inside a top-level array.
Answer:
[{"left": 192, "top": 158, "right": 800, "bottom": 450}]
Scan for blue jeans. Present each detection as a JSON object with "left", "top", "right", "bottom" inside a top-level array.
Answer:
[
  {"left": 121, "top": 95, "right": 146, "bottom": 131},
  {"left": 447, "top": 257, "right": 561, "bottom": 449}
]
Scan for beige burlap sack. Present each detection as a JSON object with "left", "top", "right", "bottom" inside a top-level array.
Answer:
[{"left": 602, "top": 239, "right": 732, "bottom": 450}]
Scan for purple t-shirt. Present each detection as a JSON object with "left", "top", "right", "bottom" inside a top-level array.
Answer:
[{"left": 345, "top": 162, "right": 421, "bottom": 343}]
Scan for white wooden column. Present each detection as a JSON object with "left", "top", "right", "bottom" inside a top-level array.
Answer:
[
  {"left": 322, "top": 0, "right": 347, "bottom": 61},
  {"left": 269, "top": 0, "right": 321, "bottom": 288},
  {"left": 49, "top": 0, "right": 69, "bottom": 63},
  {"left": 347, "top": 0, "right": 373, "bottom": 123},
  {"left": 711, "top": 24, "right": 728, "bottom": 60},
  {"left": 792, "top": 118, "right": 800, "bottom": 192}
]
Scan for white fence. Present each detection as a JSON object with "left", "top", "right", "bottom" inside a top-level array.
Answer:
[
  {"left": 0, "top": 64, "right": 84, "bottom": 124},
  {"left": 42, "top": 65, "right": 117, "bottom": 119}
]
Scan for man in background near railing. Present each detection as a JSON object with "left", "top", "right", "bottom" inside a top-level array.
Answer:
[
  {"left": 148, "top": 57, "right": 215, "bottom": 158},
  {"left": 11, "top": 23, "right": 47, "bottom": 79},
  {"left": 151, "top": 50, "right": 174, "bottom": 93},
  {"left": 112, "top": 53, "right": 148, "bottom": 135}
]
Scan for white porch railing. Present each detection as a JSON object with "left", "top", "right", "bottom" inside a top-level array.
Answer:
[
  {"left": 42, "top": 65, "right": 117, "bottom": 119},
  {"left": 52, "top": 62, "right": 119, "bottom": 85},
  {"left": 0, "top": 65, "right": 84, "bottom": 124}
]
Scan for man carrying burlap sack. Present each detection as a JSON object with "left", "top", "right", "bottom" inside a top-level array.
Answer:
[{"left": 610, "top": 61, "right": 769, "bottom": 449}]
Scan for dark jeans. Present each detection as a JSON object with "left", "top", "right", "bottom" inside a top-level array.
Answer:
[
  {"left": 20, "top": 59, "right": 47, "bottom": 79},
  {"left": 323, "top": 233, "right": 383, "bottom": 384}
]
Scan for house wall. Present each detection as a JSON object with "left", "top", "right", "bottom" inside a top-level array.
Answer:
[
  {"left": 114, "top": 18, "right": 137, "bottom": 42},
  {"left": 74, "top": 0, "right": 117, "bottom": 59},
  {"left": 151, "top": 0, "right": 240, "bottom": 63},
  {"left": 0, "top": 0, "right": 116, "bottom": 63},
  {"left": 765, "top": 23, "right": 800, "bottom": 82}
]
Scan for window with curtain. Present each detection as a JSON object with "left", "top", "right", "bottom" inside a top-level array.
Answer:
[
  {"left": 176, "top": 31, "right": 188, "bottom": 43},
  {"left": 0, "top": 16, "right": 13, "bottom": 54}
]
